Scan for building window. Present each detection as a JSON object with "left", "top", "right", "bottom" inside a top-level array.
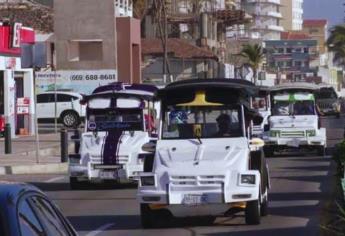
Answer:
[
  {"left": 295, "top": 61, "right": 302, "bottom": 67},
  {"left": 286, "top": 48, "right": 292, "bottom": 53},
  {"left": 68, "top": 40, "right": 103, "bottom": 62}
]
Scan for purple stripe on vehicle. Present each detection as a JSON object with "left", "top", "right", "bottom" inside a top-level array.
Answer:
[{"left": 102, "top": 130, "right": 123, "bottom": 165}]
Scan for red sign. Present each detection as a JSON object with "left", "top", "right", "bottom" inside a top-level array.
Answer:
[
  {"left": 0, "top": 23, "right": 35, "bottom": 56},
  {"left": 17, "top": 97, "right": 30, "bottom": 115}
]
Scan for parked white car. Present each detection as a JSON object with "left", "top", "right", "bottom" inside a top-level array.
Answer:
[
  {"left": 138, "top": 79, "right": 270, "bottom": 228},
  {"left": 36, "top": 91, "right": 86, "bottom": 127},
  {"left": 263, "top": 83, "right": 327, "bottom": 156},
  {"left": 68, "top": 83, "right": 159, "bottom": 189}
]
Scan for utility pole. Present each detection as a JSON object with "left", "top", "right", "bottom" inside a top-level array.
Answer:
[{"left": 163, "top": 0, "right": 168, "bottom": 83}]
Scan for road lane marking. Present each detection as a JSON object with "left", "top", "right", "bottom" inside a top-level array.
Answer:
[
  {"left": 45, "top": 176, "right": 66, "bottom": 183},
  {"left": 85, "top": 223, "right": 115, "bottom": 236}
]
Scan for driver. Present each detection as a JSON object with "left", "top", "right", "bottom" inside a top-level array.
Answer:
[{"left": 215, "top": 114, "right": 232, "bottom": 137}]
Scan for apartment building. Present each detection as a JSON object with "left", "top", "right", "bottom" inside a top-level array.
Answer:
[
  {"left": 241, "top": 0, "right": 284, "bottom": 40},
  {"left": 302, "top": 19, "right": 328, "bottom": 54},
  {"left": 280, "top": 0, "right": 303, "bottom": 31},
  {"left": 265, "top": 33, "right": 318, "bottom": 82}
]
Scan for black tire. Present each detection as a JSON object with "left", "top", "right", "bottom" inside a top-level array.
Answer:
[
  {"left": 245, "top": 199, "right": 261, "bottom": 225},
  {"left": 143, "top": 155, "right": 154, "bottom": 172},
  {"left": 140, "top": 203, "right": 172, "bottom": 228},
  {"left": 317, "top": 146, "right": 326, "bottom": 157},
  {"left": 140, "top": 204, "right": 154, "bottom": 228},
  {"left": 260, "top": 188, "right": 269, "bottom": 216},
  {"left": 263, "top": 147, "right": 274, "bottom": 157},
  {"left": 61, "top": 111, "right": 80, "bottom": 128},
  {"left": 70, "top": 177, "right": 82, "bottom": 190}
]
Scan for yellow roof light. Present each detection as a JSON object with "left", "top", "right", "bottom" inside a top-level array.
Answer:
[{"left": 177, "top": 90, "right": 223, "bottom": 106}]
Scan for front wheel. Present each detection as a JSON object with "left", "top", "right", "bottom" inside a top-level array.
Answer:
[
  {"left": 263, "top": 146, "right": 274, "bottom": 157},
  {"left": 140, "top": 203, "right": 172, "bottom": 228},
  {"left": 245, "top": 199, "right": 261, "bottom": 225},
  {"left": 260, "top": 188, "right": 269, "bottom": 216},
  {"left": 61, "top": 111, "right": 80, "bottom": 128}
]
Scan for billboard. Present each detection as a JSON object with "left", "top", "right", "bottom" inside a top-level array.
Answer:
[{"left": 35, "top": 70, "right": 117, "bottom": 95}]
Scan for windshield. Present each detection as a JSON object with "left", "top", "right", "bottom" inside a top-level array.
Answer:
[
  {"left": 273, "top": 100, "right": 316, "bottom": 116},
  {"left": 162, "top": 105, "right": 243, "bottom": 139},
  {"left": 87, "top": 108, "right": 144, "bottom": 132}
]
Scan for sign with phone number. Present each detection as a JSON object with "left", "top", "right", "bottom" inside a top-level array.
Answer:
[{"left": 35, "top": 70, "right": 117, "bottom": 95}]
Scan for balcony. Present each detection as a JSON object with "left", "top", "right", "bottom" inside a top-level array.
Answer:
[{"left": 266, "top": 25, "right": 284, "bottom": 32}]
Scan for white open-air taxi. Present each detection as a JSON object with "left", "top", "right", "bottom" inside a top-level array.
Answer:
[
  {"left": 263, "top": 83, "right": 326, "bottom": 156},
  {"left": 68, "top": 83, "right": 158, "bottom": 189},
  {"left": 137, "top": 79, "right": 270, "bottom": 227}
]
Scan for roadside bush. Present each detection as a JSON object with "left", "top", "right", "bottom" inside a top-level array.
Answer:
[
  {"left": 333, "top": 140, "right": 345, "bottom": 178},
  {"left": 322, "top": 203, "right": 345, "bottom": 236}
]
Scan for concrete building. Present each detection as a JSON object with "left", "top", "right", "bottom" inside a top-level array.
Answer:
[
  {"left": 241, "top": 0, "right": 284, "bottom": 40},
  {"left": 142, "top": 38, "right": 218, "bottom": 83},
  {"left": 265, "top": 35, "right": 318, "bottom": 82},
  {"left": 280, "top": 0, "right": 303, "bottom": 31},
  {"left": 0, "top": 22, "right": 36, "bottom": 137},
  {"left": 49, "top": 0, "right": 141, "bottom": 94},
  {"left": 141, "top": 0, "right": 249, "bottom": 83},
  {"left": 302, "top": 19, "right": 328, "bottom": 54}
]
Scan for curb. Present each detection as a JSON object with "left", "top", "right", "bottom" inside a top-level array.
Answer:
[
  {"left": 0, "top": 143, "right": 74, "bottom": 158},
  {"left": 0, "top": 163, "right": 68, "bottom": 175}
]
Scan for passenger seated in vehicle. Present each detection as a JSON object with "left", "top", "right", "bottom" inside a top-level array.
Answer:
[
  {"left": 294, "top": 101, "right": 314, "bottom": 115},
  {"left": 215, "top": 114, "right": 232, "bottom": 137}
]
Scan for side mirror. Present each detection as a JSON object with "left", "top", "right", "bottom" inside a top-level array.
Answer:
[
  {"left": 249, "top": 138, "right": 265, "bottom": 151},
  {"left": 142, "top": 142, "right": 156, "bottom": 153}
]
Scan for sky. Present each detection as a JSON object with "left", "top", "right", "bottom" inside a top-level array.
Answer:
[{"left": 303, "top": 0, "right": 344, "bottom": 28}]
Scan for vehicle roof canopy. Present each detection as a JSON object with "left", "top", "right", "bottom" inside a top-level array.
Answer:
[
  {"left": 270, "top": 82, "right": 320, "bottom": 94},
  {"left": 158, "top": 79, "right": 258, "bottom": 106},
  {"left": 87, "top": 82, "right": 158, "bottom": 101}
]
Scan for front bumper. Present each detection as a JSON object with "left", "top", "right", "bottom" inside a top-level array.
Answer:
[
  {"left": 137, "top": 171, "right": 260, "bottom": 216},
  {"left": 265, "top": 136, "right": 326, "bottom": 147},
  {"left": 69, "top": 163, "right": 143, "bottom": 181}
]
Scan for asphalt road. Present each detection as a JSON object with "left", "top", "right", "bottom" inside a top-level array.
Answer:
[{"left": 1, "top": 116, "right": 343, "bottom": 236}]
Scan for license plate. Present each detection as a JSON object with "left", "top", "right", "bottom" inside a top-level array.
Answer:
[
  {"left": 99, "top": 171, "right": 117, "bottom": 179},
  {"left": 287, "top": 139, "right": 300, "bottom": 147},
  {"left": 182, "top": 194, "right": 208, "bottom": 206}
]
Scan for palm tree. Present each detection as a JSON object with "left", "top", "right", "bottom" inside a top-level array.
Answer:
[
  {"left": 327, "top": 25, "right": 345, "bottom": 67},
  {"left": 240, "top": 44, "right": 265, "bottom": 85}
]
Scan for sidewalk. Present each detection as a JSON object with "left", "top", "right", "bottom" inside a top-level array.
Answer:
[{"left": 0, "top": 133, "right": 70, "bottom": 175}]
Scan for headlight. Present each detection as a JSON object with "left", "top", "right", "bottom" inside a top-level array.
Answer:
[
  {"left": 306, "top": 130, "right": 316, "bottom": 137},
  {"left": 241, "top": 174, "right": 256, "bottom": 185},
  {"left": 140, "top": 176, "right": 155, "bottom": 186},
  {"left": 270, "top": 130, "right": 280, "bottom": 137}
]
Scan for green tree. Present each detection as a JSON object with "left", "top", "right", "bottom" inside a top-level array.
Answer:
[
  {"left": 327, "top": 25, "right": 345, "bottom": 67},
  {"left": 240, "top": 44, "right": 265, "bottom": 85}
]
